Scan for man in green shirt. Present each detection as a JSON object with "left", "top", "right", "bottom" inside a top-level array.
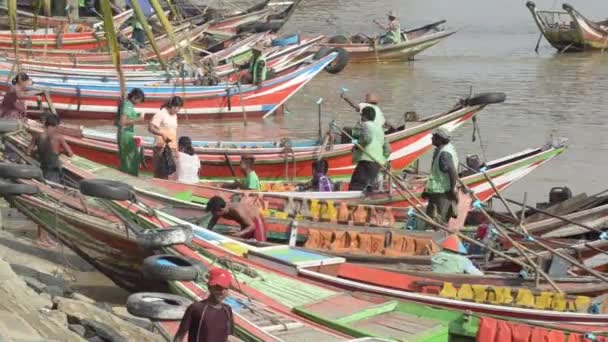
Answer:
[
  {"left": 431, "top": 235, "right": 483, "bottom": 275},
  {"left": 349, "top": 106, "right": 388, "bottom": 191},
  {"left": 244, "top": 42, "right": 267, "bottom": 85},
  {"left": 422, "top": 128, "right": 459, "bottom": 226}
]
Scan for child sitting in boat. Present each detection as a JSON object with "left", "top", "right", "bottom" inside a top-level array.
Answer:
[
  {"left": 300, "top": 159, "right": 334, "bottom": 192},
  {"left": 206, "top": 196, "right": 267, "bottom": 242},
  {"left": 221, "top": 155, "right": 261, "bottom": 191}
]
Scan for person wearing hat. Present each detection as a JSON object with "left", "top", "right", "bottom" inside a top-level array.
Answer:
[
  {"left": 174, "top": 268, "right": 235, "bottom": 342},
  {"left": 373, "top": 11, "right": 403, "bottom": 45},
  {"left": 242, "top": 42, "right": 267, "bottom": 86},
  {"left": 340, "top": 92, "right": 386, "bottom": 130},
  {"left": 431, "top": 234, "right": 483, "bottom": 275},
  {"left": 421, "top": 127, "right": 459, "bottom": 227}
]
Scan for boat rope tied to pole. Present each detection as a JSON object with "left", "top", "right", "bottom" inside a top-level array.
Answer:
[
  {"left": 524, "top": 235, "right": 536, "bottom": 242},
  {"left": 600, "top": 232, "right": 608, "bottom": 241},
  {"left": 472, "top": 200, "right": 483, "bottom": 209}
]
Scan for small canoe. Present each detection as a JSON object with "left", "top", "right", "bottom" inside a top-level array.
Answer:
[
  {"left": 526, "top": 2, "right": 608, "bottom": 52},
  {"left": 319, "top": 20, "right": 457, "bottom": 63}
]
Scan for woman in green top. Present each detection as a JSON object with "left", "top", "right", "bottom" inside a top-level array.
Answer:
[{"left": 118, "top": 88, "right": 145, "bottom": 176}]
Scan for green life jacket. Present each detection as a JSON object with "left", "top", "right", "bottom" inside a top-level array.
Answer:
[
  {"left": 353, "top": 121, "right": 386, "bottom": 165},
  {"left": 431, "top": 251, "right": 470, "bottom": 274},
  {"left": 425, "top": 143, "right": 458, "bottom": 194},
  {"left": 387, "top": 20, "right": 402, "bottom": 44},
  {"left": 79, "top": 0, "right": 86, "bottom": 7},
  {"left": 249, "top": 55, "right": 267, "bottom": 84}
]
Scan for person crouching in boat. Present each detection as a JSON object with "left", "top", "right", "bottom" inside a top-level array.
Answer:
[
  {"left": 206, "top": 196, "right": 267, "bottom": 242},
  {"left": 240, "top": 42, "right": 267, "bottom": 86},
  {"left": 301, "top": 159, "right": 334, "bottom": 192},
  {"left": 421, "top": 128, "right": 459, "bottom": 227},
  {"left": 117, "top": 88, "right": 145, "bottom": 176},
  {"left": 373, "top": 11, "right": 403, "bottom": 45},
  {"left": 148, "top": 96, "right": 183, "bottom": 179},
  {"left": 349, "top": 107, "right": 389, "bottom": 191},
  {"left": 340, "top": 92, "right": 386, "bottom": 130},
  {"left": 432, "top": 234, "right": 483, "bottom": 275},
  {"left": 173, "top": 268, "right": 235, "bottom": 342}
]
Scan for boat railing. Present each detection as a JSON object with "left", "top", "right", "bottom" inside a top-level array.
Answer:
[{"left": 537, "top": 10, "right": 576, "bottom": 32}]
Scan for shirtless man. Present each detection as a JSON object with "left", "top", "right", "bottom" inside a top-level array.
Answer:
[
  {"left": 206, "top": 196, "right": 267, "bottom": 242},
  {"left": 26, "top": 114, "right": 74, "bottom": 183},
  {"left": 26, "top": 114, "right": 73, "bottom": 248}
]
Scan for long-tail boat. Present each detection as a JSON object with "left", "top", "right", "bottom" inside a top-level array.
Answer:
[
  {"left": 318, "top": 20, "right": 457, "bottom": 63},
  {"left": 526, "top": 2, "right": 608, "bottom": 52},
  {"left": 20, "top": 93, "right": 504, "bottom": 179},
  {"left": 2, "top": 52, "right": 335, "bottom": 119},
  {"left": 2, "top": 171, "right": 606, "bottom": 338}
]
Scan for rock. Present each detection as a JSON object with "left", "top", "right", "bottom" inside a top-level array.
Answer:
[
  {"left": 0, "top": 260, "right": 85, "bottom": 341},
  {"left": 81, "top": 319, "right": 128, "bottom": 342},
  {"left": 112, "top": 306, "right": 155, "bottom": 330},
  {"left": 23, "top": 276, "right": 47, "bottom": 293},
  {"left": 69, "top": 324, "right": 87, "bottom": 337},
  {"left": 71, "top": 292, "right": 96, "bottom": 304},
  {"left": 45, "top": 285, "right": 66, "bottom": 298},
  {"left": 54, "top": 297, "right": 164, "bottom": 342}
]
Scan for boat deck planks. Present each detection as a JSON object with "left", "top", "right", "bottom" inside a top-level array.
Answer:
[
  {"left": 300, "top": 293, "right": 379, "bottom": 320},
  {"left": 352, "top": 312, "right": 443, "bottom": 338}
]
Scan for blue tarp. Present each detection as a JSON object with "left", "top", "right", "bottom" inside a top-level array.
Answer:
[{"left": 126, "top": 0, "right": 154, "bottom": 17}]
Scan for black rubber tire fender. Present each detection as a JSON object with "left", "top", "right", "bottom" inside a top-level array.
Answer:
[
  {"left": 328, "top": 35, "right": 349, "bottom": 44},
  {"left": 0, "top": 120, "right": 21, "bottom": 134},
  {"left": 0, "top": 164, "right": 42, "bottom": 179},
  {"left": 316, "top": 47, "right": 349, "bottom": 74},
  {"left": 126, "top": 292, "right": 192, "bottom": 320},
  {"left": 79, "top": 179, "right": 135, "bottom": 201},
  {"left": 142, "top": 254, "right": 202, "bottom": 281},
  {"left": 464, "top": 92, "right": 507, "bottom": 106},
  {"left": 0, "top": 183, "right": 39, "bottom": 197},
  {"left": 137, "top": 225, "right": 193, "bottom": 249}
]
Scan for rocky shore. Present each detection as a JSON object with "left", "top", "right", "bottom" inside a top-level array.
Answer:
[{"left": 0, "top": 202, "right": 168, "bottom": 342}]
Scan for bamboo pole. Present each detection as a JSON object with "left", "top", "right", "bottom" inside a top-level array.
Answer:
[
  {"left": 148, "top": 0, "right": 191, "bottom": 64},
  {"left": 329, "top": 124, "right": 557, "bottom": 284},
  {"left": 458, "top": 173, "right": 608, "bottom": 283},
  {"left": 129, "top": 0, "right": 167, "bottom": 69},
  {"left": 100, "top": 0, "right": 126, "bottom": 99}
]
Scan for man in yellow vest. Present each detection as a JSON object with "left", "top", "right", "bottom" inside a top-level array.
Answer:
[
  {"left": 422, "top": 127, "right": 459, "bottom": 226},
  {"left": 432, "top": 235, "right": 483, "bottom": 275},
  {"left": 341, "top": 92, "right": 386, "bottom": 130},
  {"left": 349, "top": 106, "right": 389, "bottom": 191},
  {"left": 374, "top": 11, "right": 403, "bottom": 45},
  {"left": 242, "top": 42, "right": 267, "bottom": 86}
]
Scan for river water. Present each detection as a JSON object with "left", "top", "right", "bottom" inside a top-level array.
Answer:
[{"left": 80, "top": 0, "right": 608, "bottom": 205}]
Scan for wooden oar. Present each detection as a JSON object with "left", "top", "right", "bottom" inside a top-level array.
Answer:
[{"left": 224, "top": 152, "right": 236, "bottom": 178}]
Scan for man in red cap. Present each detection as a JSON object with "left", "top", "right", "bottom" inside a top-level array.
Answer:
[{"left": 174, "top": 268, "right": 235, "bottom": 342}]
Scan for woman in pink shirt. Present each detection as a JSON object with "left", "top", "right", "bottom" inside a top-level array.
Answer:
[{"left": 148, "top": 96, "right": 184, "bottom": 179}]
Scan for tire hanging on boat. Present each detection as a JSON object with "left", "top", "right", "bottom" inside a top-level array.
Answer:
[
  {"left": 137, "top": 225, "right": 193, "bottom": 249},
  {"left": 0, "top": 184, "right": 39, "bottom": 197},
  {"left": 463, "top": 92, "right": 507, "bottom": 106},
  {"left": 79, "top": 179, "right": 135, "bottom": 201},
  {"left": 0, "top": 164, "right": 42, "bottom": 180},
  {"left": 126, "top": 292, "right": 192, "bottom": 320},
  {"left": 314, "top": 47, "right": 349, "bottom": 74},
  {"left": 142, "top": 254, "right": 202, "bottom": 281}
]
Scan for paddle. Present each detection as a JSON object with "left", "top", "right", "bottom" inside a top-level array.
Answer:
[{"left": 223, "top": 152, "right": 236, "bottom": 178}]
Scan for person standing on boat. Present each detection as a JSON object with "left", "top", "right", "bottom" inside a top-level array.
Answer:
[
  {"left": 206, "top": 196, "right": 267, "bottom": 242},
  {"left": 242, "top": 42, "right": 267, "bottom": 86},
  {"left": 431, "top": 234, "right": 483, "bottom": 275},
  {"left": 349, "top": 106, "right": 388, "bottom": 191},
  {"left": 422, "top": 128, "right": 459, "bottom": 227},
  {"left": 173, "top": 268, "right": 235, "bottom": 342},
  {"left": 374, "top": 11, "right": 403, "bottom": 45},
  {"left": 340, "top": 92, "right": 386, "bottom": 129},
  {"left": 0, "top": 73, "right": 41, "bottom": 120},
  {"left": 117, "top": 88, "right": 145, "bottom": 176},
  {"left": 149, "top": 96, "right": 183, "bottom": 179},
  {"left": 173, "top": 136, "right": 201, "bottom": 184}
]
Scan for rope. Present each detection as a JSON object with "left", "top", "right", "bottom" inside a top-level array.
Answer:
[{"left": 471, "top": 116, "right": 488, "bottom": 162}]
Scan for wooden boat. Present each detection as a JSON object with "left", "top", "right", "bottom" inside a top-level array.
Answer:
[
  {"left": 0, "top": 34, "right": 322, "bottom": 84},
  {"left": 0, "top": 23, "right": 206, "bottom": 63},
  {"left": 319, "top": 20, "right": 457, "bottom": 63},
  {"left": 3, "top": 52, "right": 335, "bottom": 120},
  {"left": 21, "top": 93, "right": 502, "bottom": 180},
  {"left": 0, "top": 7, "right": 130, "bottom": 30},
  {"left": 4, "top": 141, "right": 608, "bottom": 331},
  {"left": 526, "top": 2, "right": 608, "bottom": 52}
]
